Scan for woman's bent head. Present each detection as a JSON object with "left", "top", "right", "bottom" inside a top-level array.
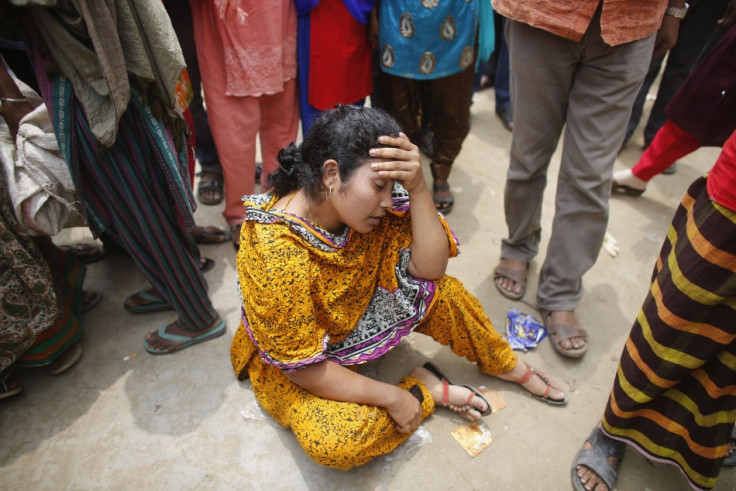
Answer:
[{"left": 269, "top": 105, "right": 402, "bottom": 200}]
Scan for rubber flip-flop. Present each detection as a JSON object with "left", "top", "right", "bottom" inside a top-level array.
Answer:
[
  {"left": 571, "top": 425, "right": 626, "bottom": 491},
  {"left": 191, "top": 225, "right": 231, "bottom": 245},
  {"left": 124, "top": 289, "right": 172, "bottom": 314},
  {"left": 144, "top": 318, "right": 227, "bottom": 355}
]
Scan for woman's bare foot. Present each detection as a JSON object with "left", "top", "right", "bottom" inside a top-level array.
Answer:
[
  {"left": 410, "top": 367, "right": 488, "bottom": 422},
  {"left": 494, "top": 359, "right": 567, "bottom": 404}
]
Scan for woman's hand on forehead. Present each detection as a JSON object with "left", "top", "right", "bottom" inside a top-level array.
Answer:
[{"left": 369, "top": 133, "right": 427, "bottom": 194}]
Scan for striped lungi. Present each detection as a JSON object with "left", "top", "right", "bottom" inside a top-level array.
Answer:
[{"left": 602, "top": 175, "right": 736, "bottom": 490}]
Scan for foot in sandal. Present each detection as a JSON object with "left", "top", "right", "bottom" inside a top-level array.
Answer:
[
  {"left": 539, "top": 309, "right": 588, "bottom": 358},
  {"left": 493, "top": 258, "right": 528, "bottom": 300},
  {"left": 411, "top": 364, "right": 490, "bottom": 422},
  {"left": 572, "top": 425, "right": 626, "bottom": 491},
  {"left": 494, "top": 359, "right": 568, "bottom": 405}
]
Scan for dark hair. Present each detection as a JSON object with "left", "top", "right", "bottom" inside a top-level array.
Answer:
[{"left": 268, "top": 105, "right": 402, "bottom": 200}]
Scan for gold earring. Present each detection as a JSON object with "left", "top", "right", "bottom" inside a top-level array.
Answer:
[{"left": 328, "top": 186, "right": 333, "bottom": 199}]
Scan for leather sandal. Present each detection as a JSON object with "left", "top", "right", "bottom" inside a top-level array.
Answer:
[
  {"left": 493, "top": 260, "right": 528, "bottom": 300},
  {"left": 539, "top": 309, "right": 588, "bottom": 358},
  {"left": 190, "top": 225, "right": 231, "bottom": 245}
]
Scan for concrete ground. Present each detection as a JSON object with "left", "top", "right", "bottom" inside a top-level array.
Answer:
[{"left": 1, "top": 88, "right": 732, "bottom": 491}]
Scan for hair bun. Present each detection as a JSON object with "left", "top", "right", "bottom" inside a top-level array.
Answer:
[{"left": 277, "top": 142, "right": 301, "bottom": 177}]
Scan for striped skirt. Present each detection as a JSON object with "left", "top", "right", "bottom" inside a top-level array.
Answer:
[{"left": 602, "top": 176, "right": 736, "bottom": 490}]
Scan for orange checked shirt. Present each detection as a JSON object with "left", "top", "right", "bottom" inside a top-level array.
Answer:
[{"left": 492, "top": 0, "right": 670, "bottom": 46}]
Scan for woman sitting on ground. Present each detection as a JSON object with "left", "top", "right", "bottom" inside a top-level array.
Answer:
[{"left": 230, "top": 105, "right": 567, "bottom": 470}]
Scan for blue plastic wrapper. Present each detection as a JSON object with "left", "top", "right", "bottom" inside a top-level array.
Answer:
[{"left": 505, "top": 307, "right": 547, "bottom": 352}]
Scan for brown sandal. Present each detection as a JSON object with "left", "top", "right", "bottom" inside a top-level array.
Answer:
[
  {"left": 493, "top": 260, "right": 528, "bottom": 300},
  {"left": 539, "top": 309, "right": 588, "bottom": 358}
]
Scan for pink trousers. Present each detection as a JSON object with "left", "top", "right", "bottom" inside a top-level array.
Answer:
[{"left": 191, "top": 3, "right": 299, "bottom": 224}]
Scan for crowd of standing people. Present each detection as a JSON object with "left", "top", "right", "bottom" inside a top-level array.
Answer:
[{"left": 1, "top": 0, "right": 734, "bottom": 489}]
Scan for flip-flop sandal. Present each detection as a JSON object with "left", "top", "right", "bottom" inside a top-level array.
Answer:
[
  {"left": 515, "top": 366, "right": 568, "bottom": 406},
  {"left": 124, "top": 289, "right": 173, "bottom": 314},
  {"left": 196, "top": 172, "right": 224, "bottom": 205},
  {"left": 47, "top": 341, "right": 83, "bottom": 375},
  {"left": 572, "top": 425, "right": 626, "bottom": 491},
  {"left": 81, "top": 290, "right": 103, "bottom": 313},
  {"left": 60, "top": 243, "right": 106, "bottom": 264},
  {"left": 423, "top": 362, "right": 491, "bottom": 416},
  {"left": 0, "top": 369, "right": 22, "bottom": 400},
  {"left": 191, "top": 225, "right": 231, "bottom": 245},
  {"left": 433, "top": 182, "right": 454, "bottom": 215},
  {"left": 493, "top": 261, "right": 528, "bottom": 301},
  {"left": 539, "top": 309, "right": 588, "bottom": 359},
  {"left": 144, "top": 318, "right": 227, "bottom": 355}
]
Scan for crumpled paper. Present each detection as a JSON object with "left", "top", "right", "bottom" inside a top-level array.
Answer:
[{"left": 505, "top": 307, "right": 547, "bottom": 352}]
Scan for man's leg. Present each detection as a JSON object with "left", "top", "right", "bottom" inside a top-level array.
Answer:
[
  {"left": 495, "top": 19, "right": 577, "bottom": 299},
  {"left": 538, "top": 26, "right": 655, "bottom": 313}
]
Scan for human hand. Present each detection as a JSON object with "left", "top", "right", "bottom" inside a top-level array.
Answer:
[
  {"left": 369, "top": 133, "right": 426, "bottom": 194},
  {"left": 718, "top": 0, "right": 736, "bottom": 26},
  {"left": 385, "top": 386, "right": 423, "bottom": 433},
  {"left": 1, "top": 98, "right": 33, "bottom": 141},
  {"left": 652, "top": 15, "right": 681, "bottom": 58}
]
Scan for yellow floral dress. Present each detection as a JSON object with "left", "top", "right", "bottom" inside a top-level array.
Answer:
[{"left": 231, "top": 186, "right": 516, "bottom": 470}]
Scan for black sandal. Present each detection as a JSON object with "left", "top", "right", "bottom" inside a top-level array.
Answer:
[
  {"left": 433, "top": 181, "right": 454, "bottom": 214},
  {"left": 423, "top": 362, "right": 491, "bottom": 416},
  {"left": 197, "top": 172, "right": 224, "bottom": 205}
]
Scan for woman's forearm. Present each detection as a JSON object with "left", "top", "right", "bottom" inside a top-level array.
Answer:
[
  {"left": 407, "top": 184, "right": 450, "bottom": 279},
  {"left": 284, "top": 360, "right": 404, "bottom": 409}
]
